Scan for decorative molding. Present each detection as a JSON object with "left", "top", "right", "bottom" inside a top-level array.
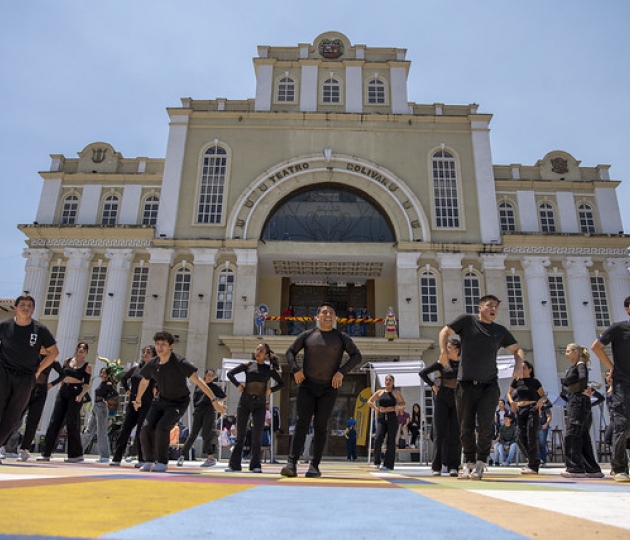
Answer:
[
  {"left": 504, "top": 245, "right": 628, "bottom": 256},
  {"left": 30, "top": 238, "right": 152, "bottom": 248}
]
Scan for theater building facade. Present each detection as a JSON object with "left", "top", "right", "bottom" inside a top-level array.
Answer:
[{"left": 19, "top": 32, "right": 630, "bottom": 452}]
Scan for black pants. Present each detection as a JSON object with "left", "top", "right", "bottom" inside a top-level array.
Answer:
[
  {"left": 111, "top": 401, "right": 150, "bottom": 463},
  {"left": 229, "top": 394, "right": 266, "bottom": 470},
  {"left": 564, "top": 393, "right": 600, "bottom": 473},
  {"left": 18, "top": 383, "right": 49, "bottom": 451},
  {"left": 140, "top": 397, "right": 188, "bottom": 465},
  {"left": 181, "top": 407, "right": 217, "bottom": 459},
  {"left": 432, "top": 387, "right": 461, "bottom": 471},
  {"left": 288, "top": 380, "right": 338, "bottom": 466},
  {"left": 456, "top": 379, "right": 500, "bottom": 463},
  {"left": 517, "top": 404, "right": 540, "bottom": 471},
  {"left": 609, "top": 380, "right": 630, "bottom": 474},
  {"left": 0, "top": 365, "right": 35, "bottom": 447},
  {"left": 374, "top": 412, "right": 397, "bottom": 469},
  {"left": 41, "top": 383, "right": 84, "bottom": 458}
]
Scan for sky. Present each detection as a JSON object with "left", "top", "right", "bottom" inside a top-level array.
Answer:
[{"left": 0, "top": 0, "right": 628, "bottom": 299}]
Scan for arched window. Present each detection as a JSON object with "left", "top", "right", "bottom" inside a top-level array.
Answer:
[
  {"left": 172, "top": 267, "right": 191, "bottom": 319},
  {"left": 578, "top": 203, "right": 596, "bottom": 234},
  {"left": 498, "top": 201, "right": 516, "bottom": 232},
  {"left": 128, "top": 265, "right": 149, "bottom": 318},
  {"left": 142, "top": 195, "right": 160, "bottom": 226},
  {"left": 420, "top": 269, "right": 438, "bottom": 323},
  {"left": 463, "top": 271, "right": 480, "bottom": 315},
  {"left": 367, "top": 78, "right": 385, "bottom": 104},
  {"left": 61, "top": 194, "right": 79, "bottom": 225},
  {"left": 505, "top": 274, "right": 525, "bottom": 326},
  {"left": 277, "top": 76, "right": 295, "bottom": 102},
  {"left": 538, "top": 202, "right": 556, "bottom": 232},
  {"left": 101, "top": 194, "right": 119, "bottom": 225},
  {"left": 432, "top": 151, "right": 460, "bottom": 228},
  {"left": 215, "top": 267, "right": 234, "bottom": 320},
  {"left": 262, "top": 186, "right": 395, "bottom": 242},
  {"left": 197, "top": 146, "right": 227, "bottom": 224},
  {"left": 322, "top": 77, "right": 341, "bottom": 103}
]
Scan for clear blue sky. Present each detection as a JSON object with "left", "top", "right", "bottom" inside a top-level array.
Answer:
[{"left": 1, "top": 0, "right": 628, "bottom": 298}]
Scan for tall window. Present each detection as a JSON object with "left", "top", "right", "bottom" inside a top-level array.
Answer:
[
  {"left": 101, "top": 194, "right": 119, "bottom": 225},
  {"left": 322, "top": 77, "right": 340, "bottom": 103},
  {"left": 498, "top": 202, "right": 516, "bottom": 232},
  {"left": 44, "top": 264, "right": 66, "bottom": 316},
  {"left": 367, "top": 78, "right": 385, "bottom": 104},
  {"left": 506, "top": 275, "right": 526, "bottom": 326},
  {"left": 197, "top": 146, "right": 227, "bottom": 224},
  {"left": 85, "top": 266, "right": 107, "bottom": 317},
  {"left": 128, "top": 266, "right": 149, "bottom": 318},
  {"left": 539, "top": 202, "right": 556, "bottom": 233},
  {"left": 216, "top": 267, "right": 234, "bottom": 320},
  {"left": 420, "top": 270, "right": 438, "bottom": 323},
  {"left": 590, "top": 275, "right": 610, "bottom": 327},
  {"left": 277, "top": 76, "right": 295, "bottom": 102},
  {"left": 172, "top": 267, "right": 191, "bottom": 319},
  {"left": 432, "top": 151, "right": 460, "bottom": 228},
  {"left": 548, "top": 275, "right": 569, "bottom": 327},
  {"left": 61, "top": 194, "right": 79, "bottom": 225},
  {"left": 142, "top": 195, "right": 159, "bottom": 226},
  {"left": 578, "top": 204, "right": 596, "bottom": 234},
  {"left": 463, "top": 271, "right": 480, "bottom": 315}
]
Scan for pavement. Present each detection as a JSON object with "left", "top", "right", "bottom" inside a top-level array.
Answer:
[{"left": 0, "top": 457, "right": 629, "bottom": 539}]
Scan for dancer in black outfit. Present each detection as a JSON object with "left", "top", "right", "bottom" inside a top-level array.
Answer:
[
  {"left": 134, "top": 331, "right": 221, "bottom": 473},
  {"left": 561, "top": 343, "right": 603, "bottom": 478},
  {"left": 226, "top": 344, "right": 283, "bottom": 473},
  {"left": 368, "top": 374, "right": 405, "bottom": 471},
  {"left": 281, "top": 302, "right": 362, "bottom": 479},
  {"left": 178, "top": 368, "right": 227, "bottom": 467},
  {"left": 110, "top": 346, "right": 156, "bottom": 467},
  {"left": 39, "top": 342, "right": 91, "bottom": 462},
  {"left": 0, "top": 295, "right": 58, "bottom": 462},
  {"left": 507, "top": 360, "right": 547, "bottom": 474},
  {"left": 420, "top": 337, "right": 461, "bottom": 476},
  {"left": 439, "top": 295, "right": 524, "bottom": 480}
]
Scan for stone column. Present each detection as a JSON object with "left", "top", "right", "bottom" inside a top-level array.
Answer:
[
  {"left": 22, "top": 248, "right": 52, "bottom": 319},
  {"left": 233, "top": 249, "right": 258, "bottom": 336},
  {"left": 140, "top": 248, "right": 174, "bottom": 347},
  {"left": 437, "top": 252, "right": 464, "bottom": 324},
  {"left": 96, "top": 249, "right": 134, "bottom": 361},
  {"left": 604, "top": 258, "right": 630, "bottom": 322},
  {"left": 396, "top": 252, "right": 420, "bottom": 339},
  {"left": 522, "top": 256, "right": 560, "bottom": 398},
  {"left": 185, "top": 248, "right": 219, "bottom": 367},
  {"left": 563, "top": 257, "right": 602, "bottom": 385},
  {"left": 480, "top": 254, "right": 508, "bottom": 327}
]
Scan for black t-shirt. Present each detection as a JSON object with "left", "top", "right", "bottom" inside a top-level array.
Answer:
[
  {"left": 193, "top": 381, "right": 226, "bottom": 410},
  {"left": 598, "top": 321, "right": 630, "bottom": 384},
  {"left": 140, "top": 352, "right": 197, "bottom": 401},
  {"left": 0, "top": 318, "right": 56, "bottom": 375},
  {"left": 510, "top": 377, "right": 542, "bottom": 402},
  {"left": 448, "top": 314, "right": 517, "bottom": 383},
  {"left": 419, "top": 360, "right": 460, "bottom": 387},
  {"left": 285, "top": 327, "right": 362, "bottom": 385},
  {"left": 121, "top": 362, "right": 155, "bottom": 403}
]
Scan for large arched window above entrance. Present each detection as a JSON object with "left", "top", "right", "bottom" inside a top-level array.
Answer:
[{"left": 261, "top": 186, "right": 395, "bottom": 242}]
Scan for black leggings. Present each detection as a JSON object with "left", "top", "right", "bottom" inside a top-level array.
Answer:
[{"left": 374, "top": 412, "right": 398, "bottom": 469}]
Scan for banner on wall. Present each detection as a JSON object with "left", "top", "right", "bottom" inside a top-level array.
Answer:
[{"left": 354, "top": 387, "right": 373, "bottom": 446}]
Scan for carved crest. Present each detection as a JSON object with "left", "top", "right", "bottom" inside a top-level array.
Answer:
[
  {"left": 92, "top": 148, "right": 107, "bottom": 163},
  {"left": 550, "top": 157, "right": 568, "bottom": 174},
  {"left": 318, "top": 39, "right": 344, "bottom": 59}
]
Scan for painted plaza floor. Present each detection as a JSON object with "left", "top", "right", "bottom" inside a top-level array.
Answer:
[{"left": 0, "top": 458, "right": 629, "bottom": 539}]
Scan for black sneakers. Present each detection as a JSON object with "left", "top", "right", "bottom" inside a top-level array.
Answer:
[
  {"left": 305, "top": 464, "right": 322, "bottom": 478},
  {"left": 280, "top": 462, "right": 297, "bottom": 477}
]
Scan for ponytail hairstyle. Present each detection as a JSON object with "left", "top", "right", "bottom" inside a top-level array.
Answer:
[
  {"left": 523, "top": 360, "right": 535, "bottom": 378},
  {"left": 567, "top": 343, "right": 591, "bottom": 365},
  {"left": 260, "top": 342, "right": 280, "bottom": 371}
]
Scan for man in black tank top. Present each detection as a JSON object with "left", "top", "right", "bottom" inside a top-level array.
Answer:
[{"left": 281, "top": 302, "right": 362, "bottom": 478}]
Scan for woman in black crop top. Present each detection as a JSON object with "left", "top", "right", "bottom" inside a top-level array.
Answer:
[
  {"left": 226, "top": 343, "right": 284, "bottom": 473},
  {"left": 39, "top": 342, "right": 92, "bottom": 462},
  {"left": 368, "top": 374, "right": 405, "bottom": 471}
]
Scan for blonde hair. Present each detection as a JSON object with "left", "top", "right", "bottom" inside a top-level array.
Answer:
[{"left": 567, "top": 343, "right": 590, "bottom": 364}]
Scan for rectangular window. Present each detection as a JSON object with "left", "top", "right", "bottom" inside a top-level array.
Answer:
[
  {"left": 86, "top": 267, "right": 107, "bottom": 317},
  {"left": 420, "top": 273, "right": 438, "bottom": 323},
  {"left": 128, "top": 267, "right": 149, "bottom": 318},
  {"left": 590, "top": 275, "right": 610, "bottom": 327},
  {"left": 172, "top": 270, "right": 191, "bottom": 319},
  {"left": 463, "top": 274, "right": 480, "bottom": 315},
  {"left": 506, "top": 275, "right": 526, "bottom": 326},
  {"left": 216, "top": 271, "right": 234, "bottom": 320},
  {"left": 548, "top": 276, "right": 569, "bottom": 327},
  {"left": 44, "top": 265, "right": 66, "bottom": 316},
  {"left": 433, "top": 158, "right": 460, "bottom": 228}
]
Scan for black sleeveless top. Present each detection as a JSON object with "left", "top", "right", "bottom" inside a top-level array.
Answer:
[
  {"left": 63, "top": 358, "right": 91, "bottom": 385},
  {"left": 378, "top": 390, "right": 397, "bottom": 408}
]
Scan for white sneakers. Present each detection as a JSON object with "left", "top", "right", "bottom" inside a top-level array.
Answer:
[{"left": 458, "top": 461, "right": 485, "bottom": 480}]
